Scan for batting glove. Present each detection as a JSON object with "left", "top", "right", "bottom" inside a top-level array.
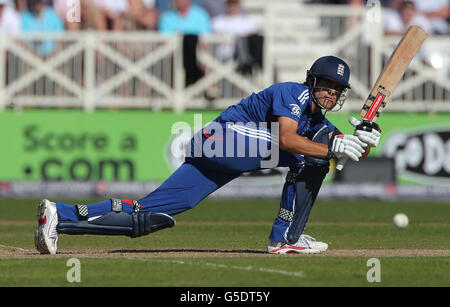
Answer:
[
  {"left": 330, "top": 134, "right": 367, "bottom": 161},
  {"left": 349, "top": 117, "right": 381, "bottom": 147}
]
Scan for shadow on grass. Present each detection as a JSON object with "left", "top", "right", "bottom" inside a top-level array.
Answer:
[{"left": 109, "top": 249, "right": 267, "bottom": 254}]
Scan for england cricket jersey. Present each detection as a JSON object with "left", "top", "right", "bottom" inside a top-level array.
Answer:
[{"left": 217, "top": 82, "right": 336, "bottom": 139}]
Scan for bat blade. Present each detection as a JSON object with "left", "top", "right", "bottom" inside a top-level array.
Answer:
[
  {"left": 336, "top": 26, "right": 428, "bottom": 171},
  {"left": 360, "top": 26, "right": 428, "bottom": 123}
]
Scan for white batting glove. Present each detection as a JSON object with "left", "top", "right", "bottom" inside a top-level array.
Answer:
[
  {"left": 330, "top": 134, "right": 367, "bottom": 161},
  {"left": 349, "top": 117, "right": 381, "bottom": 147}
]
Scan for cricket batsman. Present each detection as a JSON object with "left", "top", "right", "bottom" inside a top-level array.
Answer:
[{"left": 35, "top": 56, "right": 381, "bottom": 255}]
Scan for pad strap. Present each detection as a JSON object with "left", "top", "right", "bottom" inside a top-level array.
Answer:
[
  {"left": 76, "top": 204, "right": 89, "bottom": 221},
  {"left": 285, "top": 171, "right": 298, "bottom": 184},
  {"left": 278, "top": 208, "right": 294, "bottom": 222},
  {"left": 132, "top": 200, "right": 141, "bottom": 213}
]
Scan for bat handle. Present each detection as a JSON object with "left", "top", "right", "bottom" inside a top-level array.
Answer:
[{"left": 336, "top": 156, "right": 349, "bottom": 171}]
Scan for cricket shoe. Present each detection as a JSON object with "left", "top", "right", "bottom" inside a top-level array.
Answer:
[
  {"left": 267, "top": 234, "right": 328, "bottom": 254},
  {"left": 300, "top": 234, "right": 328, "bottom": 252},
  {"left": 34, "top": 199, "right": 59, "bottom": 255}
]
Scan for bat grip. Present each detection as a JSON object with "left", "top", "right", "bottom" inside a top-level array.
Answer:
[{"left": 336, "top": 156, "right": 348, "bottom": 171}]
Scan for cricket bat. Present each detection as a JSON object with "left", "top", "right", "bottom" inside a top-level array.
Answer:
[{"left": 336, "top": 25, "right": 428, "bottom": 171}]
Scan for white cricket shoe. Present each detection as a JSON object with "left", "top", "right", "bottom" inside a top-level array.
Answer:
[
  {"left": 267, "top": 234, "right": 328, "bottom": 254},
  {"left": 34, "top": 199, "right": 59, "bottom": 255},
  {"left": 300, "top": 234, "right": 328, "bottom": 252}
]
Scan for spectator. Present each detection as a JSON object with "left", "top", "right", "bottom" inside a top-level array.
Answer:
[
  {"left": 124, "top": 0, "right": 159, "bottom": 30},
  {"left": 156, "top": 0, "right": 201, "bottom": 13},
  {"left": 14, "top": 0, "right": 27, "bottom": 12},
  {"left": 54, "top": 0, "right": 76, "bottom": 30},
  {"left": 346, "top": 0, "right": 401, "bottom": 7},
  {"left": 212, "top": 0, "right": 257, "bottom": 37},
  {"left": 351, "top": 0, "right": 448, "bottom": 35},
  {"left": 411, "top": 0, "right": 449, "bottom": 35},
  {"left": 384, "top": 1, "right": 433, "bottom": 35},
  {"left": 212, "top": 0, "right": 261, "bottom": 75},
  {"left": 53, "top": 0, "right": 107, "bottom": 31},
  {"left": 94, "top": 0, "right": 128, "bottom": 31},
  {"left": 158, "top": 0, "right": 211, "bottom": 35},
  {"left": 308, "top": 0, "right": 349, "bottom": 3},
  {"left": 21, "top": 0, "right": 65, "bottom": 56},
  {"left": 159, "top": 0, "right": 211, "bottom": 87},
  {"left": 0, "top": 0, "right": 21, "bottom": 33},
  {"left": 200, "top": 0, "right": 226, "bottom": 18}
]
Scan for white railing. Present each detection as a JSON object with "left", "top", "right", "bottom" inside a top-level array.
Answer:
[
  {"left": 0, "top": 31, "right": 186, "bottom": 111},
  {"left": 0, "top": 3, "right": 448, "bottom": 112}
]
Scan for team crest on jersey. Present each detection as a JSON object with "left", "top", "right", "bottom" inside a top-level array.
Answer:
[
  {"left": 290, "top": 104, "right": 301, "bottom": 118},
  {"left": 337, "top": 64, "right": 345, "bottom": 76}
]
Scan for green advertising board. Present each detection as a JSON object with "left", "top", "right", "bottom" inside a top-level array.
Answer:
[
  {"left": 0, "top": 110, "right": 449, "bottom": 184},
  {"left": 0, "top": 110, "right": 219, "bottom": 182}
]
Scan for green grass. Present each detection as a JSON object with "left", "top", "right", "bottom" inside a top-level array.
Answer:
[
  {"left": 0, "top": 198, "right": 449, "bottom": 287},
  {"left": 2, "top": 257, "right": 448, "bottom": 287}
]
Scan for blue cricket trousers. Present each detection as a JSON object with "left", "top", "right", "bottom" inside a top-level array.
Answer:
[{"left": 56, "top": 121, "right": 289, "bottom": 225}]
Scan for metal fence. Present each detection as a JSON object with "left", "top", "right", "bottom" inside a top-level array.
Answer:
[{"left": 0, "top": 3, "right": 448, "bottom": 112}]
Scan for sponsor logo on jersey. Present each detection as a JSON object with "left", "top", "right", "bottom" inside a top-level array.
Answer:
[{"left": 290, "top": 104, "right": 301, "bottom": 118}]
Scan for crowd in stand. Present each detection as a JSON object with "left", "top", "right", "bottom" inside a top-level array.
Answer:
[
  {"left": 0, "top": 0, "right": 447, "bottom": 35},
  {"left": 0, "top": 0, "right": 446, "bottom": 83},
  {"left": 313, "top": 0, "right": 449, "bottom": 35},
  {"left": 0, "top": 0, "right": 262, "bottom": 75},
  {"left": 0, "top": 0, "right": 260, "bottom": 34}
]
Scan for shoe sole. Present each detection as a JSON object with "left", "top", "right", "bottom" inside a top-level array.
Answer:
[
  {"left": 35, "top": 227, "right": 48, "bottom": 254},
  {"left": 309, "top": 245, "right": 328, "bottom": 253},
  {"left": 34, "top": 199, "right": 56, "bottom": 254},
  {"left": 268, "top": 245, "right": 322, "bottom": 254}
]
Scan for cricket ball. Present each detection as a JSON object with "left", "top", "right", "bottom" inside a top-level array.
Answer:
[{"left": 393, "top": 213, "right": 409, "bottom": 229}]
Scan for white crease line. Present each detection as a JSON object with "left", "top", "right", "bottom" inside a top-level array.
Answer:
[
  {"left": 0, "top": 244, "right": 32, "bottom": 253},
  {"left": 132, "top": 258, "right": 306, "bottom": 278}
]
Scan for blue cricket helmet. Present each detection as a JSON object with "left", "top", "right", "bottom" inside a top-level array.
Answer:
[{"left": 307, "top": 56, "right": 351, "bottom": 89}]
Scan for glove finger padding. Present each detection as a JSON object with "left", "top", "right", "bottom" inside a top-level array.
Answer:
[
  {"left": 341, "top": 135, "right": 367, "bottom": 152},
  {"left": 344, "top": 149, "right": 360, "bottom": 161},
  {"left": 340, "top": 140, "right": 362, "bottom": 161},
  {"left": 355, "top": 129, "right": 381, "bottom": 147},
  {"left": 331, "top": 134, "right": 367, "bottom": 161}
]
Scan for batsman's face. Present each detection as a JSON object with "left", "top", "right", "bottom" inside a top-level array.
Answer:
[{"left": 313, "top": 78, "right": 346, "bottom": 110}]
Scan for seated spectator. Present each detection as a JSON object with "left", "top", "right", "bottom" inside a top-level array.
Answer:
[
  {"left": 21, "top": 0, "right": 65, "bottom": 56},
  {"left": 309, "top": 0, "right": 351, "bottom": 3},
  {"left": 53, "top": 0, "right": 76, "bottom": 30},
  {"left": 158, "top": 0, "right": 211, "bottom": 86},
  {"left": 384, "top": 1, "right": 433, "bottom": 35},
  {"left": 123, "top": 0, "right": 159, "bottom": 30},
  {"left": 346, "top": 0, "right": 401, "bottom": 7},
  {"left": 94, "top": 0, "right": 128, "bottom": 31},
  {"left": 212, "top": 0, "right": 262, "bottom": 74},
  {"left": 411, "top": 0, "right": 449, "bottom": 35},
  {"left": 156, "top": 0, "right": 201, "bottom": 13},
  {"left": 158, "top": 0, "right": 211, "bottom": 35},
  {"left": 212, "top": 0, "right": 258, "bottom": 49},
  {"left": 0, "top": 0, "right": 21, "bottom": 33},
  {"left": 53, "top": 0, "right": 107, "bottom": 31},
  {"left": 200, "top": 0, "right": 226, "bottom": 18},
  {"left": 14, "top": 0, "right": 28, "bottom": 12}
]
